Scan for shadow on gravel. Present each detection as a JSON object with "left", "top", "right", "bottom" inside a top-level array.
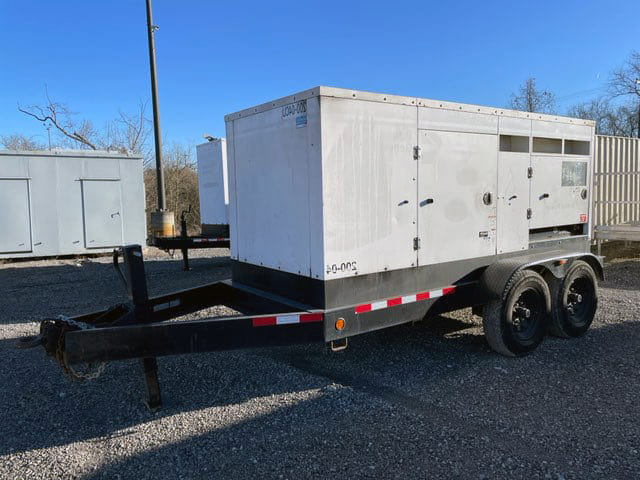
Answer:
[
  {"left": 81, "top": 315, "right": 640, "bottom": 479},
  {"left": 0, "top": 256, "right": 230, "bottom": 325},
  {"left": 4, "top": 257, "right": 640, "bottom": 478},
  {"left": 4, "top": 314, "right": 639, "bottom": 460}
]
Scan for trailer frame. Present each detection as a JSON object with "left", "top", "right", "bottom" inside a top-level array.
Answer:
[{"left": 21, "top": 241, "right": 603, "bottom": 409}]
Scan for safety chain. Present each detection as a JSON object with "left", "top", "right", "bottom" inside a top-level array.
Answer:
[{"left": 55, "top": 315, "right": 106, "bottom": 381}]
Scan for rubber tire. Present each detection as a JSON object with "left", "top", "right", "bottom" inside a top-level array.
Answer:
[
  {"left": 483, "top": 269, "right": 551, "bottom": 357},
  {"left": 548, "top": 260, "right": 598, "bottom": 338}
]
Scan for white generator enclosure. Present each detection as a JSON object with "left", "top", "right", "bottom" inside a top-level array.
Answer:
[
  {"left": 225, "top": 87, "right": 594, "bottom": 306},
  {"left": 0, "top": 150, "right": 146, "bottom": 259},
  {"left": 196, "top": 139, "right": 229, "bottom": 236}
]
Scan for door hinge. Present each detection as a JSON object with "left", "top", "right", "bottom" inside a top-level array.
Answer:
[
  {"left": 413, "top": 237, "right": 421, "bottom": 250},
  {"left": 527, "top": 208, "right": 532, "bottom": 219},
  {"left": 527, "top": 166, "right": 533, "bottom": 178},
  {"left": 413, "top": 145, "right": 421, "bottom": 160}
]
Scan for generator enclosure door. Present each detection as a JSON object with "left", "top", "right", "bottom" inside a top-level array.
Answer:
[
  {"left": 82, "top": 180, "right": 123, "bottom": 248},
  {"left": 496, "top": 151, "right": 530, "bottom": 253},
  {"left": 0, "top": 179, "right": 32, "bottom": 253},
  {"left": 530, "top": 155, "right": 590, "bottom": 228},
  {"left": 320, "top": 97, "right": 418, "bottom": 278},
  {"left": 417, "top": 128, "right": 497, "bottom": 265}
]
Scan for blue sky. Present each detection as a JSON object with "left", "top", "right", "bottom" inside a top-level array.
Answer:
[{"left": 1, "top": 0, "right": 638, "bottom": 147}]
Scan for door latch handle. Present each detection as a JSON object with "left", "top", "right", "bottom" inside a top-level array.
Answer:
[
  {"left": 419, "top": 198, "right": 434, "bottom": 207},
  {"left": 539, "top": 193, "right": 550, "bottom": 200},
  {"left": 508, "top": 195, "right": 517, "bottom": 201},
  {"left": 398, "top": 200, "right": 409, "bottom": 206}
]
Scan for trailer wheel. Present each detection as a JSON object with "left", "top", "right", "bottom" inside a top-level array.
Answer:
[
  {"left": 482, "top": 269, "right": 550, "bottom": 357},
  {"left": 548, "top": 261, "right": 598, "bottom": 338}
]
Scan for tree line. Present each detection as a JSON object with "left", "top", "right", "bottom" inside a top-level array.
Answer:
[
  {"left": 509, "top": 50, "right": 639, "bottom": 137},
  {"left": 1, "top": 50, "right": 638, "bottom": 236}
]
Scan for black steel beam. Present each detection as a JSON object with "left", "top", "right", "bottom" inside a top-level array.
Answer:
[
  {"left": 153, "top": 237, "right": 230, "bottom": 250},
  {"left": 67, "top": 279, "right": 306, "bottom": 331},
  {"left": 63, "top": 317, "right": 324, "bottom": 363}
]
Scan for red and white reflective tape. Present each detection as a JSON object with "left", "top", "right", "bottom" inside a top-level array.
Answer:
[
  {"left": 354, "top": 286, "right": 456, "bottom": 314},
  {"left": 252, "top": 313, "right": 323, "bottom": 327},
  {"left": 193, "top": 237, "right": 229, "bottom": 243}
]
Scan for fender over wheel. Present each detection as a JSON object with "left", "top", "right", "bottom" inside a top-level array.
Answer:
[{"left": 483, "top": 269, "right": 551, "bottom": 357}]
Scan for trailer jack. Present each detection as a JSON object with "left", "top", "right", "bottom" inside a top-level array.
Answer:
[
  {"left": 152, "top": 206, "right": 230, "bottom": 271},
  {"left": 141, "top": 357, "right": 162, "bottom": 410}
]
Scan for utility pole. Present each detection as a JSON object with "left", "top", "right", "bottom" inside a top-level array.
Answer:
[
  {"left": 146, "top": 0, "right": 174, "bottom": 237},
  {"left": 636, "top": 79, "right": 640, "bottom": 138},
  {"left": 146, "top": 0, "right": 166, "bottom": 210}
]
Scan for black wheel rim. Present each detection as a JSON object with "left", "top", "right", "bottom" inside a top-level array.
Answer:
[
  {"left": 564, "top": 275, "right": 596, "bottom": 327},
  {"left": 510, "top": 288, "right": 545, "bottom": 343}
]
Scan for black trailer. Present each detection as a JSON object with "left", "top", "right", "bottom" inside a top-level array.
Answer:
[{"left": 21, "top": 242, "right": 602, "bottom": 409}]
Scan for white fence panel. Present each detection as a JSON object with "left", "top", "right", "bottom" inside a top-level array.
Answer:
[{"left": 593, "top": 135, "right": 640, "bottom": 227}]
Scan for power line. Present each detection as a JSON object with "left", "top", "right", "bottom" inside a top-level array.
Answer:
[{"left": 556, "top": 86, "right": 606, "bottom": 102}]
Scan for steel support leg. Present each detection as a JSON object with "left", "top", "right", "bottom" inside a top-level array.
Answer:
[
  {"left": 141, "top": 356, "right": 162, "bottom": 410},
  {"left": 181, "top": 247, "right": 190, "bottom": 271},
  {"left": 120, "top": 245, "right": 151, "bottom": 322},
  {"left": 179, "top": 216, "right": 190, "bottom": 271}
]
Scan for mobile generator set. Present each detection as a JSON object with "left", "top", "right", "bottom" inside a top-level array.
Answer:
[{"left": 23, "top": 87, "right": 601, "bottom": 408}]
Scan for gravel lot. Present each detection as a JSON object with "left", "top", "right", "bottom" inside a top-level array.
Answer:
[{"left": 1, "top": 248, "right": 639, "bottom": 479}]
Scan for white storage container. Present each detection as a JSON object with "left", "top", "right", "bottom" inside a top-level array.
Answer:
[
  {"left": 0, "top": 149, "right": 146, "bottom": 259},
  {"left": 196, "top": 139, "right": 229, "bottom": 234}
]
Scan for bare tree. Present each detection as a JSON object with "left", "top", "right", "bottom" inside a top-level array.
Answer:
[
  {"left": 143, "top": 142, "right": 201, "bottom": 235},
  {"left": 0, "top": 133, "right": 46, "bottom": 151},
  {"left": 567, "top": 98, "right": 636, "bottom": 137},
  {"left": 608, "top": 50, "right": 640, "bottom": 137},
  {"left": 100, "top": 100, "right": 152, "bottom": 156},
  {"left": 18, "top": 87, "right": 98, "bottom": 149},
  {"left": 17, "top": 87, "right": 152, "bottom": 152},
  {"left": 509, "top": 78, "right": 556, "bottom": 114}
]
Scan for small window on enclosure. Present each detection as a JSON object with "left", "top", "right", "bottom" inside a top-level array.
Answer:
[
  {"left": 561, "top": 161, "right": 587, "bottom": 186},
  {"left": 532, "top": 137, "right": 562, "bottom": 154},
  {"left": 499, "top": 135, "right": 529, "bottom": 153},
  {"left": 564, "top": 140, "right": 590, "bottom": 155}
]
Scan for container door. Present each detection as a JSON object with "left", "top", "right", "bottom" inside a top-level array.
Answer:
[
  {"left": 497, "top": 152, "right": 530, "bottom": 253},
  {"left": 417, "top": 130, "right": 497, "bottom": 265},
  {"left": 82, "top": 180, "right": 123, "bottom": 248},
  {"left": 0, "top": 179, "right": 32, "bottom": 253}
]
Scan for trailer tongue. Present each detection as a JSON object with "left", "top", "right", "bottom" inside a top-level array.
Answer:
[{"left": 20, "top": 245, "right": 326, "bottom": 409}]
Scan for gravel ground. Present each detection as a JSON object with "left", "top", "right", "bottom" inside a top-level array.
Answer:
[{"left": 1, "top": 248, "right": 639, "bottom": 479}]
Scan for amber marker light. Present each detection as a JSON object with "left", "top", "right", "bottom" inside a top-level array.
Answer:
[{"left": 335, "top": 318, "right": 346, "bottom": 330}]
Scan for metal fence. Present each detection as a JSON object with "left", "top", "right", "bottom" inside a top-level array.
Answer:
[{"left": 593, "top": 135, "right": 640, "bottom": 227}]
